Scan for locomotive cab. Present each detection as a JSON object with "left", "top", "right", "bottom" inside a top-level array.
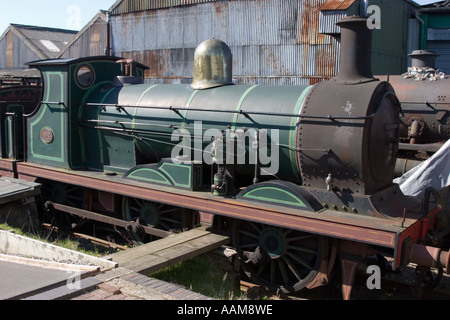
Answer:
[{"left": 25, "top": 56, "right": 148, "bottom": 170}]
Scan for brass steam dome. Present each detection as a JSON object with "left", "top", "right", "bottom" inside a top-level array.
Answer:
[{"left": 191, "top": 39, "right": 233, "bottom": 90}]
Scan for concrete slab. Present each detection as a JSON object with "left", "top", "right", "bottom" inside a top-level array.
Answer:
[
  {"left": 0, "top": 260, "right": 75, "bottom": 300},
  {"left": 0, "top": 230, "right": 117, "bottom": 271},
  {"left": 0, "top": 178, "right": 40, "bottom": 205},
  {"left": 0, "top": 230, "right": 117, "bottom": 300}
]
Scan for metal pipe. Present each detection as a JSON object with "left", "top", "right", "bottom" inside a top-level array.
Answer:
[
  {"left": 360, "top": 0, "right": 369, "bottom": 17},
  {"left": 409, "top": 120, "right": 421, "bottom": 144},
  {"left": 409, "top": 243, "right": 450, "bottom": 275},
  {"left": 83, "top": 102, "right": 385, "bottom": 121}
]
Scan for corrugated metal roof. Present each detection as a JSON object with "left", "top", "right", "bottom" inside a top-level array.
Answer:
[
  {"left": 8, "top": 24, "right": 77, "bottom": 59},
  {"left": 109, "top": 0, "right": 221, "bottom": 15},
  {"left": 318, "top": 0, "right": 355, "bottom": 11},
  {"left": 428, "top": 0, "right": 450, "bottom": 7}
]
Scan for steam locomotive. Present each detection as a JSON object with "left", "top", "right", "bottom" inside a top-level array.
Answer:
[
  {"left": 378, "top": 50, "right": 450, "bottom": 177},
  {"left": 1, "top": 16, "right": 449, "bottom": 299}
]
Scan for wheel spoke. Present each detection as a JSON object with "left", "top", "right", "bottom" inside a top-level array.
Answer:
[
  {"left": 249, "top": 221, "right": 262, "bottom": 234},
  {"left": 160, "top": 216, "right": 182, "bottom": 224},
  {"left": 159, "top": 221, "right": 172, "bottom": 231},
  {"left": 256, "top": 262, "right": 267, "bottom": 277},
  {"left": 270, "top": 260, "right": 277, "bottom": 283},
  {"left": 159, "top": 208, "right": 179, "bottom": 215},
  {"left": 277, "top": 259, "right": 290, "bottom": 285},
  {"left": 286, "top": 234, "right": 313, "bottom": 243},
  {"left": 288, "top": 244, "right": 317, "bottom": 255},
  {"left": 129, "top": 206, "right": 141, "bottom": 214},
  {"left": 286, "top": 250, "right": 313, "bottom": 270},
  {"left": 122, "top": 197, "right": 198, "bottom": 243},
  {"left": 132, "top": 198, "right": 144, "bottom": 209},
  {"left": 66, "top": 186, "right": 81, "bottom": 193},
  {"left": 232, "top": 219, "right": 326, "bottom": 293},
  {"left": 282, "top": 256, "right": 303, "bottom": 282},
  {"left": 238, "top": 229, "right": 259, "bottom": 240}
]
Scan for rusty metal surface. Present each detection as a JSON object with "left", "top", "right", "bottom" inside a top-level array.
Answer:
[
  {"left": 379, "top": 75, "right": 450, "bottom": 143},
  {"left": 408, "top": 243, "right": 450, "bottom": 275},
  {"left": 111, "top": 0, "right": 338, "bottom": 85},
  {"left": 110, "top": 0, "right": 219, "bottom": 15},
  {"left": 47, "top": 202, "right": 172, "bottom": 239},
  {"left": 297, "top": 17, "right": 401, "bottom": 195},
  {"left": 298, "top": 80, "right": 400, "bottom": 195},
  {"left": 318, "top": 0, "right": 355, "bottom": 11}
]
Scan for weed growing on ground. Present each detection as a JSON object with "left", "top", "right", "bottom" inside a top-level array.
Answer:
[{"left": 150, "top": 254, "right": 244, "bottom": 300}]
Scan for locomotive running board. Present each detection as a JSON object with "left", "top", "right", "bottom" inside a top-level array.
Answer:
[{"left": 16, "top": 162, "right": 419, "bottom": 268}]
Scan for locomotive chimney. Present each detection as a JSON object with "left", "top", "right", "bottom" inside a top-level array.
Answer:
[{"left": 334, "top": 16, "right": 376, "bottom": 84}]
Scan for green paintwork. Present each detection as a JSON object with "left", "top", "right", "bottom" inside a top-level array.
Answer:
[
  {"left": 242, "top": 186, "right": 307, "bottom": 208},
  {"left": 159, "top": 162, "right": 192, "bottom": 188},
  {"left": 419, "top": 14, "right": 450, "bottom": 50},
  {"left": 27, "top": 57, "right": 143, "bottom": 169},
  {"left": 28, "top": 57, "right": 314, "bottom": 190},
  {"left": 28, "top": 70, "right": 67, "bottom": 165},
  {"left": 125, "top": 159, "right": 203, "bottom": 191},
  {"left": 4, "top": 104, "right": 23, "bottom": 159},
  {"left": 428, "top": 14, "right": 450, "bottom": 29},
  {"left": 82, "top": 82, "right": 311, "bottom": 181},
  {"left": 127, "top": 168, "right": 172, "bottom": 185}
]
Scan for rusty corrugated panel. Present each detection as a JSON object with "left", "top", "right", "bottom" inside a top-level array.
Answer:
[
  {"left": 299, "top": 0, "right": 330, "bottom": 45},
  {"left": 112, "top": 0, "right": 338, "bottom": 84},
  {"left": 110, "top": 0, "right": 220, "bottom": 15},
  {"left": 319, "top": 10, "right": 347, "bottom": 34},
  {"left": 319, "top": 0, "right": 355, "bottom": 11}
]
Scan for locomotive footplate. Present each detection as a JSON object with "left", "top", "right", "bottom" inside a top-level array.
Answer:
[{"left": 15, "top": 162, "right": 438, "bottom": 271}]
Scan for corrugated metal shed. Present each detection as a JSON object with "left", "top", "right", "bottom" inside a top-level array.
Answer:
[
  {"left": 110, "top": 0, "right": 222, "bottom": 15},
  {"left": 370, "top": 0, "right": 412, "bottom": 75},
  {"left": 110, "top": 0, "right": 340, "bottom": 85},
  {"left": 0, "top": 24, "right": 76, "bottom": 71},
  {"left": 418, "top": 1, "right": 450, "bottom": 73},
  {"left": 55, "top": 0, "right": 415, "bottom": 83},
  {"left": 5, "top": 25, "right": 76, "bottom": 59},
  {"left": 58, "top": 11, "right": 110, "bottom": 58}
]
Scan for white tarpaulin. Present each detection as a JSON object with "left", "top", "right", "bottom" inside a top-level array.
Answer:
[{"left": 394, "top": 139, "right": 450, "bottom": 198}]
